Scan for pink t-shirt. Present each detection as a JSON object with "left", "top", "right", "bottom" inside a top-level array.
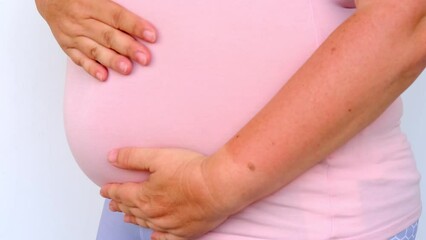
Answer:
[{"left": 64, "top": 0, "right": 421, "bottom": 239}]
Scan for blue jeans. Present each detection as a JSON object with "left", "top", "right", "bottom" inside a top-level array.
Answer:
[{"left": 96, "top": 200, "right": 419, "bottom": 240}]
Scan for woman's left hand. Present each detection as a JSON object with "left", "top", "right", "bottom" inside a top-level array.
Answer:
[{"left": 100, "top": 148, "right": 232, "bottom": 240}]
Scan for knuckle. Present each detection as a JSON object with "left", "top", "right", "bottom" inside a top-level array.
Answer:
[
  {"left": 111, "top": 187, "right": 122, "bottom": 201},
  {"left": 109, "top": 56, "right": 121, "bottom": 71},
  {"left": 128, "top": 207, "right": 136, "bottom": 215},
  {"left": 117, "top": 203, "right": 126, "bottom": 212},
  {"left": 75, "top": 57, "right": 84, "bottom": 67},
  {"left": 66, "top": 49, "right": 80, "bottom": 66},
  {"left": 83, "top": 61, "right": 101, "bottom": 79},
  {"left": 58, "top": 41, "right": 69, "bottom": 51},
  {"left": 132, "top": 22, "right": 144, "bottom": 36},
  {"left": 136, "top": 192, "right": 150, "bottom": 207},
  {"left": 111, "top": 8, "right": 125, "bottom": 28},
  {"left": 125, "top": 42, "right": 139, "bottom": 57},
  {"left": 69, "top": 52, "right": 85, "bottom": 67},
  {"left": 145, "top": 221, "right": 156, "bottom": 230},
  {"left": 102, "top": 30, "right": 114, "bottom": 48},
  {"left": 118, "top": 148, "right": 133, "bottom": 166},
  {"left": 68, "top": 37, "right": 78, "bottom": 49},
  {"left": 135, "top": 217, "right": 146, "bottom": 227},
  {"left": 89, "top": 46, "right": 99, "bottom": 59}
]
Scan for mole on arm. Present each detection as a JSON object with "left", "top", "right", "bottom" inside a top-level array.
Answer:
[{"left": 247, "top": 162, "right": 256, "bottom": 172}]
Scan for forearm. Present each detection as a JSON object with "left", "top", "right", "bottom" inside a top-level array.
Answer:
[{"left": 205, "top": 2, "right": 426, "bottom": 213}]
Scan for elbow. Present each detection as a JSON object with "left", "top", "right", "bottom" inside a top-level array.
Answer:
[{"left": 356, "top": 0, "right": 426, "bottom": 66}]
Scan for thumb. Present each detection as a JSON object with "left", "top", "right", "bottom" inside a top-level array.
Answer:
[{"left": 108, "top": 147, "right": 158, "bottom": 171}]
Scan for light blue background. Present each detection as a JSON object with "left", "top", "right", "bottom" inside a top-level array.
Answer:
[
  {"left": 401, "top": 77, "right": 425, "bottom": 239},
  {"left": 0, "top": 1, "right": 424, "bottom": 239}
]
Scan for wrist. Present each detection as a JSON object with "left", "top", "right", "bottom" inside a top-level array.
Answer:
[{"left": 201, "top": 147, "right": 266, "bottom": 216}]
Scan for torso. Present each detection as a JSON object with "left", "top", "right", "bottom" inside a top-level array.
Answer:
[{"left": 64, "top": 1, "right": 421, "bottom": 239}]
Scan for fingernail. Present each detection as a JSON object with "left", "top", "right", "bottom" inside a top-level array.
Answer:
[
  {"left": 135, "top": 51, "right": 148, "bottom": 65},
  {"left": 95, "top": 72, "right": 105, "bottom": 81},
  {"left": 143, "top": 30, "right": 156, "bottom": 42},
  {"left": 109, "top": 202, "right": 117, "bottom": 211},
  {"left": 100, "top": 188, "right": 107, "bottom": 198},
  {"left": 108, "top": 149, "right": 118, "bottom": 163},
  {"left": 119, "top": 61, "right": 129, "bottom": 74}
]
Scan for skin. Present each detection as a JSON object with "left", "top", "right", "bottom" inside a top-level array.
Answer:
[
  {"left": 35, "top": 0, "right": 158, "bottom": 81},
  {"left": 37, "top": 0, "right": 426, "bottom": 239}
]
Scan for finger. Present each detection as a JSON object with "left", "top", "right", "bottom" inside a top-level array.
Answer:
[
  {"left": 151, "top": 231, "right": 187, "bottom": 240},
  {"left": 124, "top": 214, "right": 166, "bottom": 233},
  {"left": 109, "top": 200, "right": 120, "bottom": 212},
  {"left": 112, "top": 200, "right": 150, "bottom": 223},
  {"left": 107, "top": 148, "right": 155, "bottom": 171},
  {"left": 65, "top": 47, "right": 108, "bottom": 81},
  {"left": 126, "top": 216, "right": 170, "bottom": 234},
  {"left": 82, "top": 19, "right": 152, "bottom": 66},
  {"left": 91, "top": 0, "right": 157, "bottom": 43},
  {"left": 100, "top": 183, "right": 140, "bottom": 206},
  {"left": 74, "top": 36, "right": 133, "bottom": 75},
  {"left": 108, "top": 187, "right": 167, "bottom": 219},
  {"left": 107, "top": 148, "right": 188, "bottom": 171},
  {"left": 134, "top": 218, "right": 170, "bottom": 233},
  {"left": 124, "top": 214, "right": 160, "bottom": 232},
  {"left": 124, "top": 214, "right": 144, "bottom": 226},
  {"left": 109, "top": 200, "right": 136, "bottom": 215},
  {"left": 116, "top": 202, "right": 131, "bottom": 214},
  {"left": 123, "top": 204, "right": 152, "bottom": 220}
]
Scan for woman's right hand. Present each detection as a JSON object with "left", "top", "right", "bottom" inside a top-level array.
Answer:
[{"left": 35, "top": 0, "right": 157, "bottom": 81}]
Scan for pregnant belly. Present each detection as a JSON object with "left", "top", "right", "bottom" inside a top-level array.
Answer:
[{"left": 64, "top": 0, "right": 321, "bottom": 186}]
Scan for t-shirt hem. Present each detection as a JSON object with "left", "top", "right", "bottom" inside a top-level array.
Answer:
[
  {"left": 340, "top": 205, "right": 422, "bottom": 240},
  {"left": 200, "top": 205, "right": 422, "bottom": 240}
]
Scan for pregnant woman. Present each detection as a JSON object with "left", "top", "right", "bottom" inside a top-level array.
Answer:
[{"left": 36, "top": 0, "right": 423, "bottom": 239}]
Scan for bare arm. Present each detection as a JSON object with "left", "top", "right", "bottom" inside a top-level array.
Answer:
[{"left": 207, "top": 0, "right": 426, "bottom": 212}]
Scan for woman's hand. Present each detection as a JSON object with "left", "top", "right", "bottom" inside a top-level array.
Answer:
[
  {"left": 100, "top": 148, "right": 235, "bottom": 240},
  {"left": 35, "top": 0, "right": 157, "bottom": 81}
]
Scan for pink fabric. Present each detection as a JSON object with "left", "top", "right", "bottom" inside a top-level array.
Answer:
[{"left": 64, "top": 1, "right": 421, "bottom": 239}]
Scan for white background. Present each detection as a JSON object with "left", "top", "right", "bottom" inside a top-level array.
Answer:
[{"left": 0, "top": 1, "right": 424, "bottom": 240}]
